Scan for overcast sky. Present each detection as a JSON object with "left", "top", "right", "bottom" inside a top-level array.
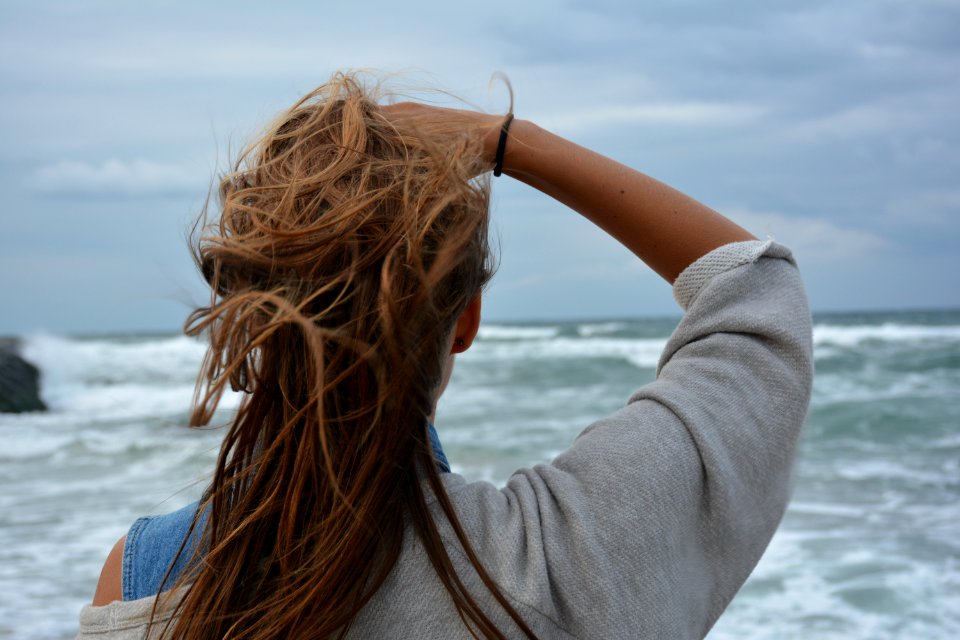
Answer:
[{"left": 1, "top": 0, "right": 958, "bottom": 334}]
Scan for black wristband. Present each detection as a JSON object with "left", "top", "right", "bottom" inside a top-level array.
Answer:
[{"left": 493, "top": 114, "right": 514, "bottom": 177}]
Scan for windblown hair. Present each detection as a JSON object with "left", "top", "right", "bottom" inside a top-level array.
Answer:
[{"left": 156, "top": 73, "right": 535, "bottom": 639}]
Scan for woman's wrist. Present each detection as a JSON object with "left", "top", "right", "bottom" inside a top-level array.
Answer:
[{"left": 495, "top": 118, "right": 539, "bottom": 178}]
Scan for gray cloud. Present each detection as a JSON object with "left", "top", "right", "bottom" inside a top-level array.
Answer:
[
  {"left": 537, "top": 101, "right": 768, "bottom": 133},
  {"left": 728, "top": 208, "right": 890, "bottom": 263},
  {"left": 1, "top": 0, "right": 958, "bottom": 332},
  {"left": 25, "top": 159, "right": 202, "bottom": 197}
]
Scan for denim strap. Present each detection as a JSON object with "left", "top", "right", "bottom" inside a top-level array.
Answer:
[
  {"left": 427, "top": 422, "right": 451, "bottom": 473},
  {"left": 122, "top": 424, "right": 451, "bottom": 600}
]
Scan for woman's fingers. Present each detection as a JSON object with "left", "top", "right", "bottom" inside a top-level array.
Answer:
[{"left": 380, "top": 102, "right": 504, "bottom": 165}]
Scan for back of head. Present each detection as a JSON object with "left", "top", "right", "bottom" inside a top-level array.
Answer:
[
  {"left": 192, "top": 72, "right": 493, "bottom": 425},
  {"left": 167, "top": 73, "right": 502, "bottom": 638}
]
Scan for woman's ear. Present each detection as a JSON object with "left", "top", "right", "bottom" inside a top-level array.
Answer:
[{"left": 451, "top": 294, "right": 482, "bottom": 354}]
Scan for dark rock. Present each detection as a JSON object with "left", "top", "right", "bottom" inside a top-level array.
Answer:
[{"left": 0, "top": 340, "right": 47, "bottom": 413}]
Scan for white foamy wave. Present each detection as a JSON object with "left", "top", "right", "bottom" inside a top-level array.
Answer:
[
  {"left": 477, "top": 325, "right": 560, "bottom": 340},
  {"left": 468, "top": 336, "right": 666, "bottom": 369},
  {"left": 813, "top": 323, "right": 960, "bottom": 347},
  {"left": 20, "top": 332, "right": 208, "bottom": 387},
  {"left": 0, "top": 427, "right": 75, "bottom": 461},
  {"left": 576, "top": 322, "right": 626, "bottom": 337},
  {"left": 812, "top": 371, "right": 960, "bottom": 405},
  {"left": 52, "top": 382, "right": 238, "bottom": 422},
  {"left": 16, "top": 333, "right": 242, "bottom": 421},
  {"left": 709, "top": 526, "right": 960, "bottom": 639},
  {"left": 788, "top": 501, "right": 868, "bottom": 519},
  {"left": 833, "top": 459, "right": 952, "bottom": 485}
]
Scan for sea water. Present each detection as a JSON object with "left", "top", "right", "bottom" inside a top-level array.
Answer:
[{"left": 1, "top": 310, "right": 958, "bottom": 638}]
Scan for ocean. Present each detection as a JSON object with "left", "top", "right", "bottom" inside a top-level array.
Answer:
[{"left": 1, "top": 310, "right": 958, "bottom": 638}]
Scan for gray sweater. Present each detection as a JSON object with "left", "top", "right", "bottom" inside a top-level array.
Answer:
[{"left": 76, "top": 239, "right": 813, "bottom": 639}]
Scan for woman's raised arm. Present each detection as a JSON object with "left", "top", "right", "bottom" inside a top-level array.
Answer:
[
  {"left": 500, "top": 119, "right": 755, "bottom": 282},
  {"left": 382, "top": 103, "right": 755, "bottom": 282}
]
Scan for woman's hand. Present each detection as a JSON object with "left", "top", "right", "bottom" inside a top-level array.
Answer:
[{"left": 380, "top": 102, "right": 507, "bottom": 167}]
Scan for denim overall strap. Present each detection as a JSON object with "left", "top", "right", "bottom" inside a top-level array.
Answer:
[
  {"left": 122, "top": 424, "right": 451, "bottom": 600},
  {"left": 121, "top": 500, "right": 207, "bottom": 601},
  {"left": 427, "top": 422, "right": 451, "bottom": 473}
]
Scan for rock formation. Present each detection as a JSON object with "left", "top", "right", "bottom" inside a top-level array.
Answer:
[{"left": 0, "top": 339, "right": 47, "bottom": 413}]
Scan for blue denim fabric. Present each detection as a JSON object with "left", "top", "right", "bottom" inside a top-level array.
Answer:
[
  {"left": 121, "top": 500, "right": 209, "bottom": 601},
  {"left": 427, "top": 422, "right": 450, "bottom": 473},
  {"left": 122, "top": 423, "right": 450, "bottom": 601}
]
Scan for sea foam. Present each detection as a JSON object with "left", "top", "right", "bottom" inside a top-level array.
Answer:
[{"left": 813, "top": 323, "right": 960, "bottom": 347}]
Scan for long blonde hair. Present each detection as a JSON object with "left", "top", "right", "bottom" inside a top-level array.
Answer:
[{"left": 158, "top": 73, "right": 536, "bottom": 638}]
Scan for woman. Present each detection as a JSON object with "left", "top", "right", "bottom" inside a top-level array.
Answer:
[{"left": 78, "top": 72, "right": 812, "bottom": 639}]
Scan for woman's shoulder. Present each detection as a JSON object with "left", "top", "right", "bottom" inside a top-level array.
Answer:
[
  {"left": 90, "top": 501, "right": 204, "bottom": 608},
  {"left": 91, "top": 535, "right": 126, "bottom": 606}
]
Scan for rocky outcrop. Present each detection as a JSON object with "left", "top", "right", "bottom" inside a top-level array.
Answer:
[{"left": 0, "top": 338, "right": 47, "bottom": 413}]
